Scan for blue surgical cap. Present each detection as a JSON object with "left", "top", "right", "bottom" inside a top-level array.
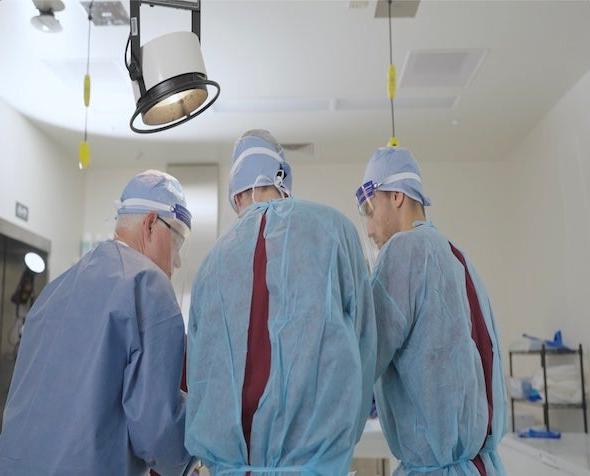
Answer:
[
  {"left": 228, "top": 130, "right": 293, "bottom": 211},
  {"left": 362, "top": 147, "right": 431, "bottom": 207},
  {"left": 117, "top": 170, "right": 192, "bottom": 232}
]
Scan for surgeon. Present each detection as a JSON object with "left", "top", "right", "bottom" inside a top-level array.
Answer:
[
  {"left": 0, "top": 170, "right": 193, "bottom": 476},
  {"left": 355, "top": 148, "right": 507, "bottom": 475},
  {"left": 185, "top": 130, "right": 376, "bottom": 475}
]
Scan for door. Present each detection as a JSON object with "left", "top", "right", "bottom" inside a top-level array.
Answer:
[{"left": 0, "top": 233, "right": 49, "bottom": 427}]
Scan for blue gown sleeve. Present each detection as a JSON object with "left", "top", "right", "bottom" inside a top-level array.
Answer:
[
  {"left": 122, "top": 269, "right": 191, "bottom": 476},
  {"left": 372, "top": 232, "right": 428, "bottom": 380},
  {"left": 342, "top": 223, "right": 378, "bottom": 442}
]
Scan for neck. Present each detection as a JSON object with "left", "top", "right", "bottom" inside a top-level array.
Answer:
[
  {"left": 114, "top": 229, "right": 143, "bottom": 254},
  {"left": 399, "top": 206, "right": 426, "bottom": 232}
]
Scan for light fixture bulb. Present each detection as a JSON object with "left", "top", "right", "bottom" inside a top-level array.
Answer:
[
  {"left": 142, "top": 87, "right": 208, "bottom": 126},
  {"left": 24, "top": 252, "right": 46, "bottom": 274},
  {"left": 31, "top": 13, "right": 62, "bottom": 33}
]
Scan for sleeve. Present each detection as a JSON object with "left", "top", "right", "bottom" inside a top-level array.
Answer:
[
  {"left": 186, "top": 253, "right": 214, "bottom": 388},
  {"left": 342, "top": 222, "right": 378, "bottom": 442},
  {"left": 373, "top": 233, "right": 429, "bottom": 380},
  {"left": 122, "top": 269, "right": 191, "bottom": 476}
]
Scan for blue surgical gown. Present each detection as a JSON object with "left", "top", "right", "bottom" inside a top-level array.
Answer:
[
  {"left": 185, "top": 198, "right": 377, "bottom": 475},
  {"left": 0, "top": 240, "right": 190, "bottom": 476},
  {"left": 373, "top": 222, "right": 507, "bottom": 476}
]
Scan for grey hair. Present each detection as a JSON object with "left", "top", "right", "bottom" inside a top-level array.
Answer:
[{"left": 115, "top": 214, "right": 146, "bottom": 232}]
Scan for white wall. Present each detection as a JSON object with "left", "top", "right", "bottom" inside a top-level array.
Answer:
[
  {"left": 0, "top": 99, "right": 84, "bottom": 279},
  {"left": 502, "top": 70, "right": 590, "bottom": 431},
  {"left": 505, "top": 69, "right": 590, "bottom": 353}
]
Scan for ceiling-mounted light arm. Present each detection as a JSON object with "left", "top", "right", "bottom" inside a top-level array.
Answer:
[
  {"left": 192, "top": 5, "right": 200, "bottom": 41},
  {"left": 128, "top": 0, "right": 201, "bottom": 95},
  {"left": 138, "top": 0, "right": 200, "bottom": 11},
  {"left": 128, "top": 0, "right": 144, "bottom": 94}
]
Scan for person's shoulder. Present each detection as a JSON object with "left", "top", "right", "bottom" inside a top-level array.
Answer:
[
  {"left": 133, "top": 266, "right": 180, "bottom": 329},
  {"left": 380, "top": 224, "right": 436, "bottom": 261},
  {"left": 292, "top": 199, "right": 356, "bottom": 229},
  {"left": 101, "top": 241, "right": 176, "bottom": 304},
  {"left": 102, "top": 240, "right": 167, "bottom": 281}
]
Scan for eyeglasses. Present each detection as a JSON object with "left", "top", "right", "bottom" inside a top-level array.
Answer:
[{"left": 157, "top": 216, "right": 185, "bottom": 250}]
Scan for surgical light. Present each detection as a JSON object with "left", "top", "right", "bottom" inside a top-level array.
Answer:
[{"left": 126, "top": 0, "right": 220, "bottom": 134}]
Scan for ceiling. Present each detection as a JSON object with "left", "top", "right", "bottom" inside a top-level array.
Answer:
[{"left": 1, "top": 0, "right": 590, "bottom": 167}]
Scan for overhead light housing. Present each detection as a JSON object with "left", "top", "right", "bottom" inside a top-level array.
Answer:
[
  {"left": 31, "top": 0, "right": 64, "bottom": 33},
  {"left": 127, "top": 0, "right": 220, "bottom": 134}
]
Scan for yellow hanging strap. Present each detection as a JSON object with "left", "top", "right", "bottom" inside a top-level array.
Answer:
[
  {"left": 387, "top": 64, "right": 396, "bottom": 100},
  {"left": 79, "top": 74, "right": 91, "bottom": 170},
  {"left": 79, "top": 141, "right": 90, "bottom": 170},
  {"left": 80, "top": 3, "right": 93, "bottom": 170},
  {"left": 387, "top": 64, "right": 398, "bottom": 147},
  {"left": 84, "top": 74, "right": 91, "bottom": 107}
]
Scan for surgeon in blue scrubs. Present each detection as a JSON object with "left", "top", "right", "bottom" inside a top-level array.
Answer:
[
  {"left": 185, "top": 130, "right": 376, "bottom": 476},
  {"left": 355, "top": 148, "right": 507, "bottom": 476},
  {"left": 0, "top": 170, "right": 193, "bottom": 476}
]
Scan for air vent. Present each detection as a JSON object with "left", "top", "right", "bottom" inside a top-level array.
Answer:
[
  {"left": 349, "top": 1, "right": 369, "bottom": 9},
  {"left": 80, "top": 1, "right": 129, "bottom": 26},
  {"left": 375, "top": 0, "right": 420, "bottom": 18},
  {"left": 400, "top": 49, "right": 488, "bottom": 88},
  {"left": 282, "top": 143, "right": 315, "bottom": 154}
]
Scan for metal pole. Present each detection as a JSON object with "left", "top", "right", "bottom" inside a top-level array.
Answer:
[
  {"left": 510, "top": 351, "right": 515, "bottom": 432},
  {"left": 192, "top": 8, "right": 201, "bottom": 40},
  {"left": 129, "top": 1, "right": 142, "bottom": 84},
  {"left": 542, "top": 345, "right": 550, "bottom": 431},
  {"left": 579, "top": 344, "right": 588, "bottom": 433},
  {"left": 138, "top": 0, "right": 200, "bottom": 11}
]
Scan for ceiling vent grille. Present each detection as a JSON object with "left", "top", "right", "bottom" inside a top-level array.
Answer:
[
  {"left": 400, "top": 49, "right": 488, "bottom": 88},
  {"left": 374, "top": 0, "right": 420, "bottom": 18},
  {"left": 80, "top": 1, "right": 129, "bottom": 26}
]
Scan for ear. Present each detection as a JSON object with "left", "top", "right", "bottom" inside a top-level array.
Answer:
[
  {"left": 391, "top": 191, "right": 405, "bottom": 209},
  {"left": 143, "top": 212, "right": 158, "bottom": 242}
]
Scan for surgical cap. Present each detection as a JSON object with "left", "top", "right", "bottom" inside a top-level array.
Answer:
[
  {"left": 362, "top": 147, "right": 431, "bottom": 207},
  {"left": 228, "top": 129, "right": 293, "bottom": 211},
  {"left": 117, "top": 170, "right": 192, "bottom": 232}
]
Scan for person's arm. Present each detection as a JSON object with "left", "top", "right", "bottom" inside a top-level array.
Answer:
[
  {"left": 123, "top": 269, "right": 191, "bottom": 476},
  {"left": 343, "top": 224, "right": 378, "bottom": 442},
  {"left": 373, "top": 233, "right": 428, "bottom": 380}
]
